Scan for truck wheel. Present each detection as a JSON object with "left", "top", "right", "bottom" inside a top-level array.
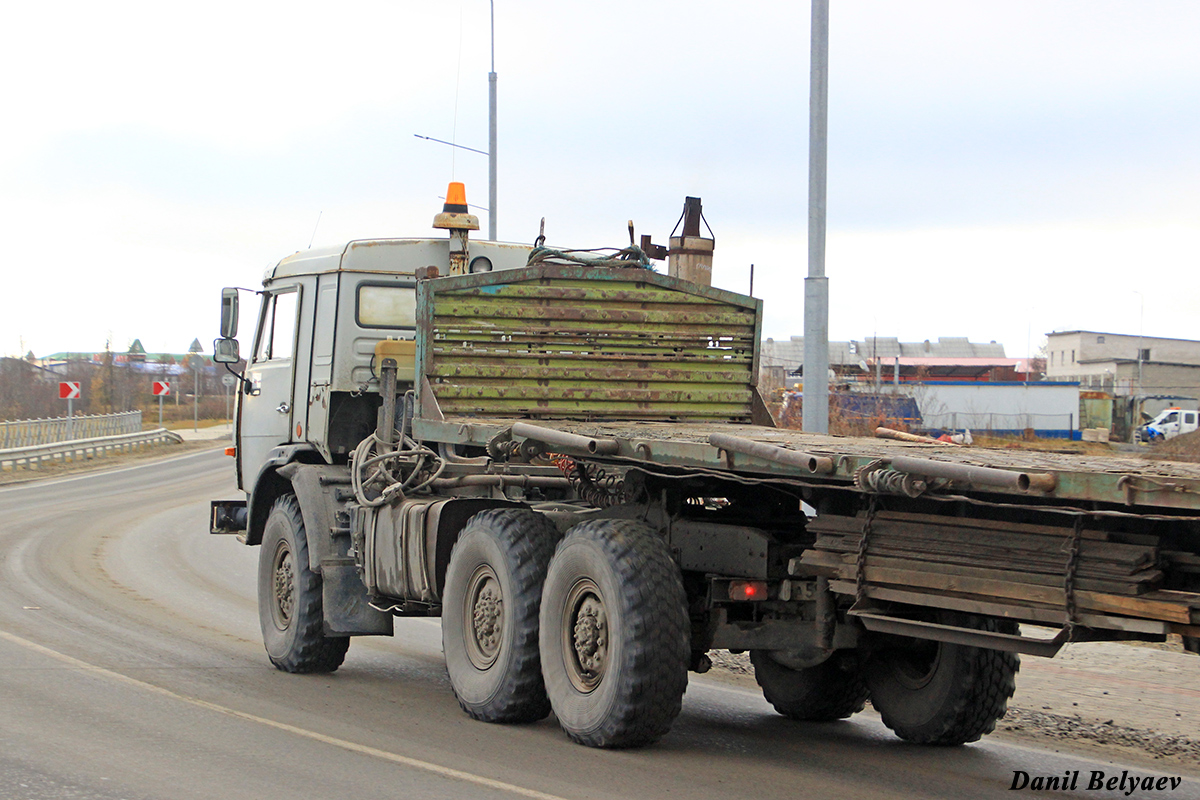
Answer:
[
  {"left": 865, "top": 611, "right": 1018, "bottom": 745},
  {"left": 539, "top": 520, "right": 689, "bottom": 748},
  {"left": 750, "top": 650, "right": 868, "bottom": 721},
  {"left": 258, "top": 494, "right": 349, "bottom": 673},
  {"left": 442, "top": 509, "right": 562, "bottom": 723}
]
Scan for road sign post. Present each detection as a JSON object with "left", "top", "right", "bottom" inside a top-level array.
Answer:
[
  {"left": 59, "top": 382, "right": 81, "bottom": 439},
  {"left": 153, "top": 381, "right": 171, "bottom": 427},
  {"left": 221, "top": 374, "right": 236, "bottom": 423}
]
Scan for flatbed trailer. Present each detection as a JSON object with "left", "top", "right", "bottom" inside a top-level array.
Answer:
[
  {"left": 211, "top": 195, "right": 1199, "bottom": 751},
  {"left": 417, "top": 414, "right": 1200, "bottom": 639}
]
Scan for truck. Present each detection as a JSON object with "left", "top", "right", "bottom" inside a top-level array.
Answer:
[
  {"left": 1137, "top": 406, "right": 1200, "bottom": 443},
  {"left": 211, "top": 184, "right": 1200, "bottom": 750}
]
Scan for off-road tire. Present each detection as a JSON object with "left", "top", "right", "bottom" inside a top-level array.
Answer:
[
  {"left": 750, "top": 650, "right": 868, "bottom": 721},
  {"left": 539, "top": 520, "right": 689, "bottom": 748},
  {"left": 865, "top": 611, "right": 1019, "bottom": 745},
  {"left": 258, "top": 494, "right": 349, "bottom": 673},
  {"left": 443, "top": 509, "right": 562, "bottom": 723}
]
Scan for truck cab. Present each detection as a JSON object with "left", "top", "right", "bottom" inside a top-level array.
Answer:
[
  {"left": 1137, "top": 406, "right": 1199, "bottom": 442},
  {"left": 219, "top": 233, "right": 533, "bottom": 541}
]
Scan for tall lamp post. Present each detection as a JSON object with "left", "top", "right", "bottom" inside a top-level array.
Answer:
[
  {"left": 412, "top": 2, "right": 498, "bottom": 239},
  {"left": 802, "top": 0, "right": 830, "bottom": 434},
  {"left": 187, "top": 338, "right": 204, "bottom": 433},
  {"left": 488, "top": 0, "right": 498, "bottom": 241}
]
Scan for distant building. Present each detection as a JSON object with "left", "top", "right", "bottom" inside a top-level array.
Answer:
[
  {"left": 1044, "top": 330, "right": 1200, "bottom": 400},
  {"left": 760, "top": 336, "right": 1028, "bottom": 389},
  {"left": 38, "top": 347, "right": 197, "bottom": 376},
  {"left": 764, "top": 335, "right": 1076, "bottom": 438}
]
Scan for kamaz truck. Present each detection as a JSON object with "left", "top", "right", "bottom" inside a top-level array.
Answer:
[{"left": 211, "top": 184, "right": 1200, "bottom": 749}]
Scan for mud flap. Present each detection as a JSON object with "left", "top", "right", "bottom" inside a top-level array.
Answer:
[{"left": 321, "top": 556, "right": 394, "bottom": 636}]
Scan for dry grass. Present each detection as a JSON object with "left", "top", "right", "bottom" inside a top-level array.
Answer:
[{"left": 969, "top": 435, "right": 1119, "bottom": 456}]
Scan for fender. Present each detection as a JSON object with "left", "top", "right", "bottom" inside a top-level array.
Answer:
[
  {"left": 275, "top": 460, "right": 393, "bottom": 637},
  {"left": 245, "top": 444, "right": 319, "bottom": 545}
]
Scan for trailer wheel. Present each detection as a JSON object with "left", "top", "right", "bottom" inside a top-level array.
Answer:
[
  {"left": 258, "top": 494, "right": 349, "bottom": 673},
  {"left": 539, "top": 520, "right": 689, "bottom": 748},
  {"left": 750, "top": 650, "right": 868, "bottom": 721},
  {"left": 865, "top": 612, "right": 1018, "bottom": 745},
  {"left": 442, "top": 509, "right": 561, "bottom": 723}
]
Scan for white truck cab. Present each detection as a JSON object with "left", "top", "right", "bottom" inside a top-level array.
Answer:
[{"left": 1138, "top": 407, "right": 1200, "bottom": 443}]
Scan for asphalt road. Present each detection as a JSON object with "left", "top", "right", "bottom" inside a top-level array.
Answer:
[{"left": 1, "top": 450, "right": 1196, "bottom": 800}]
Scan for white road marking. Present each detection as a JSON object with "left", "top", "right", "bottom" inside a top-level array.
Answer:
[{"left": 0, "top": 627, "right": 571, "bottom": 800}]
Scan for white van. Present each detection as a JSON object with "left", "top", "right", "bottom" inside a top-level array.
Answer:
[{"left": 1137, "top": 407, "right": 1200, "bottom": 442}]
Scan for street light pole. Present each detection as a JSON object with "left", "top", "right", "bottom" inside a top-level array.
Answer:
[
  {"left": 193, "top": 360, "right": 199, "bottom": 433},
  {"left": 802, "top": 0, "right": 830, "bottom": 434},
  {"left": 488, "top": 0, "right": 498, "bottom": 241}
]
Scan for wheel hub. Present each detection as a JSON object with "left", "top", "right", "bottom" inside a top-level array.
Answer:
[
  {"left": 465, "top": 566, "right": 503, "bottom": 669},
  {"left": 888, "top": 640, "right": 942, "bottom": 691},
  {"left": 564, "top": 580, "right": 607, "bottom": 692},
  {"left": 573, "top": 598, "right": 607, "bottom": 668},
  {"left": 271, "top": 542, "right": 295, "bottom": 630}
]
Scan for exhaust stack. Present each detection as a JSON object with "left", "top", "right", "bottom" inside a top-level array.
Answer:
[
  {"left": 668, "top": 196, "right": 714, "bottom": 287},
  {"left": 433, "top": 182, "right": 480, "bottom": 275}
]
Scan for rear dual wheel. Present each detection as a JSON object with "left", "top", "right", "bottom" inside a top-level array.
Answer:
[
  {"left": 865, "top": 611, "right": 1019, "bottom": 745},
  {"left": 539, "top": 520, "right": 690, "bottom": 748},
  {"left": 750, "top": 650, "right": 868, "bottom": 721},
  {"left": 442, "top": 509, "right": 562, "bottom": 723}
]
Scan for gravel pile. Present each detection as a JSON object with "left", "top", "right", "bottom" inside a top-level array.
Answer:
[
  {"left": 1146, "top": 429, "right": 1200, "bottom": 463},
  {"left": 998, "top": 707, "right": 1200, "bottom": 761},
  {"left": 706, "top": 649, "right": 753, "bottom": 676}
]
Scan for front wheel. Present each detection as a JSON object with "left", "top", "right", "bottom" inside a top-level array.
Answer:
[
  {"left": 865, "top": 611, "right": 1018, "bottom": 745},
  {"left": 258, "top": 494, "right": 349, "bottom": 673},
  {"left": 539, "top": 520, "right": 689, "bottom": 748}
]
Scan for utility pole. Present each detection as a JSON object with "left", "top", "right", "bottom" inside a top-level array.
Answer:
[
  {"left": 188, "top": 338, "right": 204, "bottom": 433},
  {"left": 488, "top": 0, "right": 498, "bottom": 241},
  {"left": 802, "top": 0, "right": 830, "bottom": 434}
]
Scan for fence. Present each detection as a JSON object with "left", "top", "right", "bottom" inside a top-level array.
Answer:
[
  {"left": 924, "top": 411, "right": 1076, "bottom": 439},
  {"left": 0, "top": 411, "right": 142, "bottom": 448},
  {"left": 0, "top": 429, "right": 184, "bottom": 471}
]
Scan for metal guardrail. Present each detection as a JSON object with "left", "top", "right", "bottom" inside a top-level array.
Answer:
[
  {"left": 1, "top": 411, "right": 143, "bottom": 448},
  {"left": 0, "top": 428, "right": 184, "bottom": 471}
]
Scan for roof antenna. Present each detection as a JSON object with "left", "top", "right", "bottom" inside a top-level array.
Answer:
[{"left": 308, "top": 211, "right": 323, "bottom": 249}]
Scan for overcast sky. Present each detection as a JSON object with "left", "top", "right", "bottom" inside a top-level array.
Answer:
[{"left": 3, "top": 1, "right": 1198, "bottom": 363}]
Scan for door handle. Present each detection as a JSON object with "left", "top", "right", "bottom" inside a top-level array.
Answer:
[{"left": 276, "top": 402, "right": 290, "bottom": 414}]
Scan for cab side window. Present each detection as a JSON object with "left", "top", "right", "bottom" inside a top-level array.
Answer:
[
  {"left": 357, "top": 283, "right": 416, "bottom": 330},
  {"left": 254, "top": 289, "right": 299, "bottom": 362}
]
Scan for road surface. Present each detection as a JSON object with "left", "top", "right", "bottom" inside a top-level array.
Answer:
[{"left": 1, "top": 450, "right": 1195, "bottom": 799}]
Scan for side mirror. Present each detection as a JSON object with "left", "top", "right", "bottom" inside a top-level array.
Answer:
[
  {"left": 220, "top": 288, "right": 240, "bottom": 339},
  {"left": 213, "top": 337, "right": 241, "bottom": 364}
]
